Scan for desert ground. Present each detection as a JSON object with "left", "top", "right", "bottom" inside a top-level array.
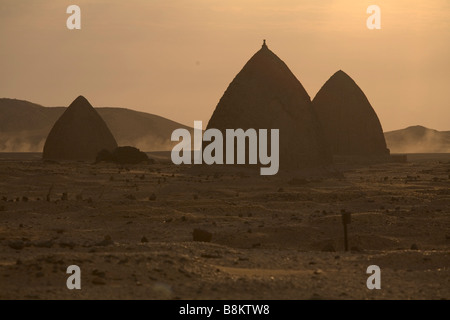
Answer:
[{"left": 0, "top": 152, "right": 448, "bottom": 300}]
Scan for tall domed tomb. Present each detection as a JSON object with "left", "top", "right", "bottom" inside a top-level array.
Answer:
[
  {"left": 312, "top": 70, "right": 389, "bottom": 156},
  {"left": 43, "top": 96, "right": 118, "bottom": 161},
  {"left": 207, "top": 41, "right": 331, "bottom": 169}
]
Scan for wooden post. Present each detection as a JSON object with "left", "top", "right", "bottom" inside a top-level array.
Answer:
[
  {"left": 343, "top": 222, "right": 348, "bottom": 251},
  {"left": 341, "top": 211, "right": 351, "bottom": 252}
]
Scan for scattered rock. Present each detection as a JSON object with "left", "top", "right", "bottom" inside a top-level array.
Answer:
[
  {"left": 192, "top": 229, "right": 212, "bottom": 242},
  {"left": 92, "top": 278, "right": 106, "bottom": 285},
  {"left": 200, "top": 253, "right": 222, "bottom": 259},
  {"left": 81, "top": 241, "right": 92, "bottom": 248},
  {"left": 59, "top": 241, "right": 76, "bottom": 249},
  {"left": 34, "top": 240, "right": 54, "bottom": 248},
  {"left": 92, "top": 269, "right": 106, "bottom": 278},
  {"left": 8, "top": 240, "right": 25, "bottom": 250},
  {"left": 141, "top": 236, "right": 149, "bottom": 243},
  {"left": 177, "top": 268, "right": 192, "bottom": 278},
  {"left": 288, "top": 178, "right": 309, "bottom": 186},
  {"left": 309, "top": 293, "right": 324, "bottom": 300},
  {"left": 321, "top": 243, "right": 336, "bottom": 252},
  {"left": 96, "top": 235, "right": 113, "bottom": 246}
]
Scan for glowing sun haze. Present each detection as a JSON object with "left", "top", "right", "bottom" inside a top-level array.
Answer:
[{"left": 0, "top": 0, "right": 449, "bottom": 131}]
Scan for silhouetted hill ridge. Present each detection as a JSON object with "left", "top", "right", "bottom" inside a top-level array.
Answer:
[
  {"left": 0, "top": 98, "right": 192, "bottom": 152},
  {"left": 384, "top": 125, "right": 450, "bottom": 153},
  {"left": 2, "top": 98, "right": 450, "bottom": 154}
]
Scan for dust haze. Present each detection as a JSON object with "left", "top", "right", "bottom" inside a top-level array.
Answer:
[{"left": 385, "top": 126, "right": 450, "bottom": 153}]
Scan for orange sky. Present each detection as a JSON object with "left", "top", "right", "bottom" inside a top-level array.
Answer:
[{"left": 1, "top": 0, "right": 449, "bottom": 131}]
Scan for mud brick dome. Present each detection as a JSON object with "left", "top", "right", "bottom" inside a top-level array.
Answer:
[
  {"left": 207, "top": 41, "right": 331, "bottom": 168},
  {"left": 312, "top": 70, "right": 389, "bottom": 156},
  {"left": 43, "top": 96, "right": 118, "bottom": 161}
]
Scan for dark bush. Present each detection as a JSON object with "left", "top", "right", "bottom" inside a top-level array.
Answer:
[
  {"left": 96, "top": 146, "right": 152, "bottom": 164},
  {"left": 113, "top": 146, "right": 149, "bottom": 164}
]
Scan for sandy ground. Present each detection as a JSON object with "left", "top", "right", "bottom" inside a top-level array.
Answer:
[{"left": 0, "top": 153, "right": 448, "bottom": 300}]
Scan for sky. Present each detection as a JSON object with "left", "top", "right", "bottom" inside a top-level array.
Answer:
[{"left": 0, "top": 0, "right": 449, "bottom": 131}]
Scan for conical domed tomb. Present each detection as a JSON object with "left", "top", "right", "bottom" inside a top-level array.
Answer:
[
  {"left": 312, "top": 70, "right": 389, "bottom": 156},
  {"left": 43, "top": 96, "right": 118, "bottom": 161},
  {"left": 207, "top": 41, "right": 330, "bottom": 169}
]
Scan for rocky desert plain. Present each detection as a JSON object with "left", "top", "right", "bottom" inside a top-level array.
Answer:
[{"left": 0, "top": 152, "right": 448, "bottom": 300}]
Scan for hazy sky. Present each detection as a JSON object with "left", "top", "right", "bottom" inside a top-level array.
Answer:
[{"left": 1, "top": 0, "right": 449, "bottom": 131}]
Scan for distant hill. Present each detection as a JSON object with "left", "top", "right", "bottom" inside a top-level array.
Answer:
[
  {"left": 0, "top": 98, "right": 192, "bottom": 152},
  {"left": 384, "top": 125, "right": 450, "bottom": 153},
  {"left": 2, "top": 98, "right": 449, "bottom": 154}
]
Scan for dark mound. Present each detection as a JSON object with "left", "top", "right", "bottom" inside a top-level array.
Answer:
[
  {"left": 43, "top": 96, "right": 118, "bottom": 160},
  {"left": 96, "top": 146, "right": 150, "bottom": 164},
  {"left": 206, "top": 41, "right": 331, "bottom": 169},
  {"left": 312, "top": 70, "right": 389, "bottom": 156}
]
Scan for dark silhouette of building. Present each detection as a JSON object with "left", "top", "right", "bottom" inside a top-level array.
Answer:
[
  {"left": 312, "top": 70, "right": 389, "bottom": 156},
  {"left": 207, "top": 41, "right": 331, "bottom": 168},
  {"left": 43, "top": 96, "right": 118, "bottom": 161}
]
